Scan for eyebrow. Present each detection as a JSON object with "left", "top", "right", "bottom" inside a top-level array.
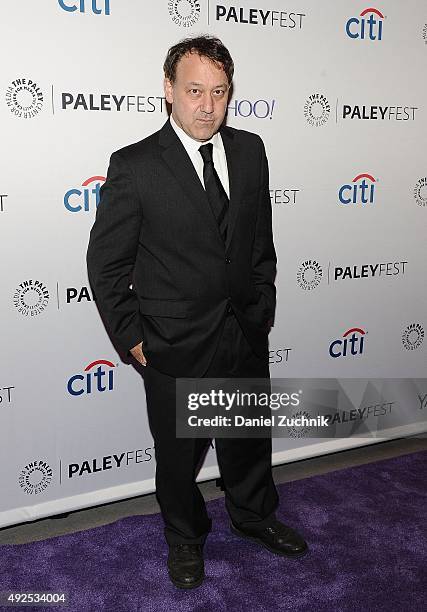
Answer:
[{"left": 186, "top": 81, "right": 228, "bottom": 89}]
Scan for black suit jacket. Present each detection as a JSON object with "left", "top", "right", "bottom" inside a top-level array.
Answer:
[{"left": 87, "top": 119, "right": 276, "bottom": 377}]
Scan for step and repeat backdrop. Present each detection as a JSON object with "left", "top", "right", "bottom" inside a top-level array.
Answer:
[{"left": 1, "top": 1, "right": 426, "bottom": 527}]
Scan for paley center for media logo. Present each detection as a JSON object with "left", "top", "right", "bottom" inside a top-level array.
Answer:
[
  {"left": 65, "top": 285, "right": 95, "bottom": 304},
  {"left": 414, "top": 177, "right": 427, "bottom": 207},
  {"left": 339, "top": 172, "right": 377, "bottom": 205},
  {"left": 304, "top": 93, "right": 330, "bottom": 127},
  {"left": 18, "top": 460, "right": 53, "bottom": 495},
  {"left": 341, "top": 103, "right": 418, "bottom": 121},
  {"left": 35, "top": 282, "right": 95, "bottom": 310},
  {"left": 329, "top": 328, "right": 367, "bottom": 359},
  {"left": 402, "top": 323, "right": 424, "bottom": 351},
  {"left": 4, "top": 80, "right": 166, "bottom": 116},
  {"left": 13, "top": 280, "right": 50, "bottom": 317},
  {"left": 67, "top": 447, "right": 154, "bottom": 479},
  {"left": 324, "top": 400, "right": 395, "bottom": 426},
  {"left": 333, "top": 261, "right": 407, "bottom": 282},
  {"left": 345, "top": 7, "right": 384, "bottom": 41},
  {"left": 214, "top": 4, "right": 306, "bottom": 29},
  {"left": 60, "top": 91, "right": 166, "bottom": 113},
  {"left": 286, "top": 410, "right": 312, "bottom": 439},
  {"left": 168, "top": 0, "right": 200, "bottom": 27},
  {"left": 167, "top": 2, "right": 306, "bottom": 29},
  {"left": 270, "top": 188, "right": 300, "bottom": 206},
  {"left": 297, "top": 259, "right": 407, "bottom": 289},
  {"left": 297, "top": 260, "right": 323, "bottom": 290},
  {"left": 58, "top": 0, "right": 110, "bottom": 14},
  {"left": 64, "top": 175, "right": 105, "bottom": 212},
  {"left": 269, "top": 347, "right": 292, "bottom": 365},
  {"left": 67, "top": 359, "right": 116, "bottom": 396},
  {"left": 5, "top": 78, "right": 44, "bottom": 119}
]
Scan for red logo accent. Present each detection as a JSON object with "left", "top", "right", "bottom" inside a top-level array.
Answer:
[
  {"left": 352, "top": 173, "right": 376, "bottom": 183},
  {"left": 343, "top": 328, "right": 366, "bottom": 337},
  {"left": 360, "top": 8, "right": 384, "bottom": 18},
  {"left": 82, "top": 176, "right": 106, "bottom": 187},
  {"left": 84, "top": 359, "right": 115, "bottom": 371}
]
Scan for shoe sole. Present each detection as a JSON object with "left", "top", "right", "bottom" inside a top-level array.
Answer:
[
  {"left": 230, "top": 524, "right": 308, "bottom": 559},
  {"left": 168, "top": 571, "right": 205, "bottom": 589}
]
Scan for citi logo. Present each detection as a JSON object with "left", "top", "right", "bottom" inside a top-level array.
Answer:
[
  {"left": 339, "top": 173, "right": 376, "bottom": 205},
  {"left": 346, "top": 8, "right": 384, "bottom": 40},
  {"left": 67, "top": 359, "right": 115, "bottom": 396},
  {"left": 329, "top": 328, "right": 366, "bottom": 358},
  {"left": 58, "top": 0, "right": 110, "bottom": 14},
  {"left": 64, "top": 176, "right": 105, "bottom": 212}
]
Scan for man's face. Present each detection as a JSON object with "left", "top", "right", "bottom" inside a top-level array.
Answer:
[{"left": 164, "top": 52, "right": 230, "bottom": 142}]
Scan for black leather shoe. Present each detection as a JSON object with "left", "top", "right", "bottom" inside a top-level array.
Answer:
[
  {"left": 230, "top": 519, "right": 308, "bottom": 558},
  {"left": 167, "top": 544, "right": 204, "bottom": 589}
]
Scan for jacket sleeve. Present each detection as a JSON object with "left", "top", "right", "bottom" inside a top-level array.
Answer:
[
  {"left": 86, "top": 151, "right": 143, "bottom": 353},
  {"left": 251, "top": 136, "right": 277, "bottom": 322}
]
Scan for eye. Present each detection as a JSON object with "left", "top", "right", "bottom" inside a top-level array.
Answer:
[
  {"left": 189, "top": 88, "right": 200, "bottom": 95},
  {"left": 213, "top": 89, "right": 226, "bottom": 97}
]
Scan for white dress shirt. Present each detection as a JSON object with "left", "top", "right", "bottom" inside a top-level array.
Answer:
[{"left": 170, "top": 114, "right": 230, "bottom": 198}]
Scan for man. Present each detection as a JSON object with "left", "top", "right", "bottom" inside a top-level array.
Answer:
[{"left": 87, "top": 35, "right": 307, "bottom": 589}]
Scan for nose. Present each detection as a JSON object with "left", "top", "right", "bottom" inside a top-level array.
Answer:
[{"left": 200, "top": 92, "right": 214, "bottom": 114}]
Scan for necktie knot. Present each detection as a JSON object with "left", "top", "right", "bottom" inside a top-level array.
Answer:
[{"left": 199, "top": 142, "right": 214, "bottom": 164}]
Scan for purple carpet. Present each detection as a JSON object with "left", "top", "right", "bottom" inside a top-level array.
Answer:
[{"left": 1, "top": 451, "right": 426, "bottom": 612}]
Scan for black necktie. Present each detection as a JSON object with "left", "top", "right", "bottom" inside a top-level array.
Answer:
[{"left": 199, "top": 143, "right": 229, "bottom": 243}]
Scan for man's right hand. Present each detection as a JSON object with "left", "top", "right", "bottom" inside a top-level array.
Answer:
[{"left": 130, "top": 342, "right": 147, "bottom": 366}]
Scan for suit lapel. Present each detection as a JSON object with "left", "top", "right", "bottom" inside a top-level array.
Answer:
[
  {"left": 159, "top": 120, "right": 224, "bottom": 247},
  {"left": 220, "top": 125, "right": 243, "bottom": 251},
  {"left": 158, "top": 119, "right": 243, "bottom": 252}
]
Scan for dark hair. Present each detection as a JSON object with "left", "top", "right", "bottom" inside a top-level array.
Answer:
[{"left": 163, "top": 35, "right": 234, "bottom": 84}]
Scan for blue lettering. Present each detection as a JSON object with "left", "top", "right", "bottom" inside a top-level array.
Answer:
[
  {"left": 346, "top": 17, "right": 359, "bottom": 39},
  {"left": 329, "top": 340, "right": 342, "bottom": 358},
  {"left": 67, "top": 374, "right": 85, "bottom": 396},
  {"left": 59, "top": 0, "right": 110, "bottom": 14},
  {"left": 339, "top": 185, "right": 352, "bottom": 204},
  {"left": 64, "top": 189, "right": 82, "bottom": 212},
  {"left": 58, "top": 0, "right": 78, "bottom": 12}
]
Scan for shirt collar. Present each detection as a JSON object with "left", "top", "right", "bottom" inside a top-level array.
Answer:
[{"left": 170, "top": 114, "right": 221, "bottom": 156}]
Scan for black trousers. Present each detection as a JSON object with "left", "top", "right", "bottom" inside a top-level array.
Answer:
[{"left": 143, "top": 310, "right": 279, "bottom": 546}]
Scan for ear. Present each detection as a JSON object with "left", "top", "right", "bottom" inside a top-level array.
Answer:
[{"left": 164, "top": 78, "right": 174, "bottom": 104}]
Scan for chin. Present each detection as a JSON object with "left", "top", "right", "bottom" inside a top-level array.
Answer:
[{"left": 195, "top": 124, "right": 218, "bottom": 139}]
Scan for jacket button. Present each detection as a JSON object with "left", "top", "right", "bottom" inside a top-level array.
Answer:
[{"left": 225, "top": 257, "right": 231, "bottom": 264}]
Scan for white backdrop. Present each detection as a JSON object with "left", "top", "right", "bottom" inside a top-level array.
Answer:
[{"left": 1, "top": 0, "right": 426, "bottom": 528}]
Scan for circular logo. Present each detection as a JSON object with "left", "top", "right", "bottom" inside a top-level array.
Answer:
[
  {"left": 402, "top": 323, "right": 425, "bottom": 351},
  {"left": 18, "top": 460, "right": 53, "bottom": 495},
  {"left": 297, "top": 260, "right": 323, "bottom": 290},
  {"left": 13, "top": 279, "right": 50, "bottom": 317},
  {"left": 168, "top": 0, "right": 201, "bottom": 27},
  {"left": 5, "top": 78, "right": 44, "bottom": 119},
  {"left": 286, "top": 410, "right": 313, "bottom": 439},
  {"left": 304, "top": 93, "right": 330, "bottom": 127},
  {"left": 414, "top": 177, "right": 427, "bottom": 207}
]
